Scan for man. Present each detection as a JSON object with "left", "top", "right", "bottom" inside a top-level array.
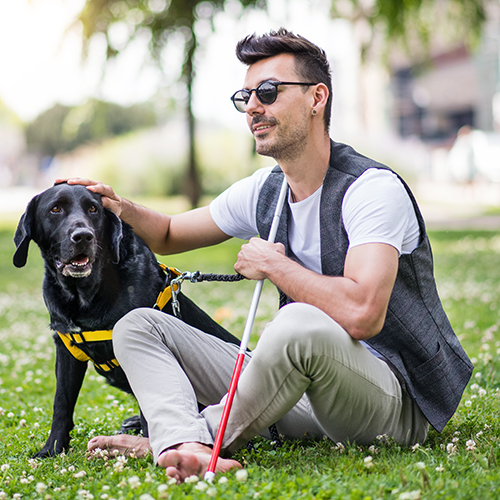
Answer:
[{"left": 68, "top": 28, "right": 472, "bottom": 483}]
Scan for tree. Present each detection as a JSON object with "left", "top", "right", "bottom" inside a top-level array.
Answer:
[
  {"left": 331, "top": 0, "right": 486, "bottom": 60},
  {"left": 26, "top": 99, "right": 157, "bottom": 157},
  {"left": 77, "top": 0, "right": 265, "bottom": 208}
]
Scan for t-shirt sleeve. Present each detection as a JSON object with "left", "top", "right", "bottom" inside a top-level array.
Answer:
[
  {"left": 209, "top": 167, "right": 273, "bottom": 240},
  {"left": 342, "top": 169, "right": 419, "bottom": 255}
]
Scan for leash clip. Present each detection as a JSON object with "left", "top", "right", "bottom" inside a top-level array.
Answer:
[{"left": 170, "top": 271, "right": 192, "bottom": 319}]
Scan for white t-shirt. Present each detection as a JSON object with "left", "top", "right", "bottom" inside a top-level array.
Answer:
[{"left": 210, "top": 166, "right": 420, "bottom": 274}]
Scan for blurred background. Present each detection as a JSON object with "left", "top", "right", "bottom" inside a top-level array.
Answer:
[{"left": 1, "top": 0, "right": 499, "bottom": 223}]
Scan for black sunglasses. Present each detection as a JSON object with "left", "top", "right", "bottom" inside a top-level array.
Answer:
[{"left": 231, "top": 81, "right": 317, "bottom": 113}]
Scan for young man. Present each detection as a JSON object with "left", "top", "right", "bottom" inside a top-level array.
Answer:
[{"left": 69, "top": 29, "right": 472, "bottom": 483}]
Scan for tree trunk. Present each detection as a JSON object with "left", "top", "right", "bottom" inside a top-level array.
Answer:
[{"left": 184, "top": 32, "right": 202, "bottom": 208}]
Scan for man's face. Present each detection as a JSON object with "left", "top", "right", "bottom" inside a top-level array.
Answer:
[{"left": 243, "top": 53, "right": 313, "bottom": 163}]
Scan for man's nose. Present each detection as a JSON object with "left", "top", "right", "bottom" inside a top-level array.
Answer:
[{"left": 245, "top": 91, "right": 264, "bottom": 115}]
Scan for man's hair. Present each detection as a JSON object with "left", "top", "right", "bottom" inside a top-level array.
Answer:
[{"left": 236, "top": 28, "right": 332, "bottom": 132}]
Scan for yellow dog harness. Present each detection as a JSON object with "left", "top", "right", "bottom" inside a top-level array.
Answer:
[{"left": 57, "top": 264, "right": 181, "bottom": 372}]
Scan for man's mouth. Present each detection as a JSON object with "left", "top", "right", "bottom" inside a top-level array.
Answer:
[
  {"left": 56, "top": 254, "right": 93, "bottom": 278},
  {"left": 253, "top": 124, "right": 273, "bottom": 134}
]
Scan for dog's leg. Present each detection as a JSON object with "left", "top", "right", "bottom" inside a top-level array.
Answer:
[{"left": 34, "top": 336, "right": 88, "bottom": 458}]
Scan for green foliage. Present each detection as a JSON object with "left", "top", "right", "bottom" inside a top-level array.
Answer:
[
  {"left": 331, "top": 0, "right": 487, "bottom": 59},
  {"left": 1, "top": 227, "right": 500, "bottom": 498},
  {"left": 25, "top": 99, "right": 158, "bottom": 157}
]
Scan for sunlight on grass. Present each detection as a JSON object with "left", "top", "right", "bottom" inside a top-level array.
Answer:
[{"left": 1, "top": 227, "right": 500, "bottom": 498}]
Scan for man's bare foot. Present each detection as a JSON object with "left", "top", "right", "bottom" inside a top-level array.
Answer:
[
  {"left": 158, "top": 442, "right": 242, "bottom": 484},
  {"left": 87, "top": 434, "right": 151, "bottom": 458}
]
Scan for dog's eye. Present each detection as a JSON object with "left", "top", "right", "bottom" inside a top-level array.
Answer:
[
  {"left": 51, "top": 205, "right": 62, "bottom": 214},
  {"left": 89, "top": 205, "right": 98, "bottom": 213}
]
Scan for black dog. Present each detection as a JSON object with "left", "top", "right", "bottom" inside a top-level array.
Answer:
[{"left": 13, "top": 183, "right": 239, "bottom": 458}]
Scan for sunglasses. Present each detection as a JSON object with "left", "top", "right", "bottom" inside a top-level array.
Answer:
[{"left": 230, "top": 81, "right": 317, "bottom": 113}]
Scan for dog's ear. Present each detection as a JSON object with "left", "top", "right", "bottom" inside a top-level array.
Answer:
[
  {"left": 13, "top": 195, "right": 39, "bottom": 268},
  {"left": 105, "top": 208, "right": 123, "bottom": 264}
]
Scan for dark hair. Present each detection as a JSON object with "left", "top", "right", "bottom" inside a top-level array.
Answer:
[{"left": 236, "top": 28, "right": 332, "bottom": 131}]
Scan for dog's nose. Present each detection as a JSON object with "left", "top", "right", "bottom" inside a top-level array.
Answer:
[{"left": 71, "top": 228, "right": 95, "bottom": 244}]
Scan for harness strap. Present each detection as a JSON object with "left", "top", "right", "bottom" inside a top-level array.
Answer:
[{"left": 57, "top": 263, "right": 180, "bottom": 369}]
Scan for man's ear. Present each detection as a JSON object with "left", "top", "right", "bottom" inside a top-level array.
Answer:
[
  {"left": 13, "top": 195, "right": 39, "bottom": 268},
  {"left": 105, "top": 208, "right": 123, "bottom": 264}
]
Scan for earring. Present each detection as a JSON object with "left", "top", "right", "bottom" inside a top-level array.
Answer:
[{"left": 312, "top": 109, "right": 317, "bottom": 115}]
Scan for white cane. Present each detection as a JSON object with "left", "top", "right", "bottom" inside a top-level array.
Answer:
[{"left": 204, "top": 176, "right": 288, "bottom": 482}]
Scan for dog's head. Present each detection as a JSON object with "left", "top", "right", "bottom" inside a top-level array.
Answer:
[{"left": 13, "top": 183, "right": 123, "bottom": 278}]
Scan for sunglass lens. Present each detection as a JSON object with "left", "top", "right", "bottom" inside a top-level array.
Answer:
[
  {"left": 232, "top": 90, "right": 249, "bottom": 112},
  {"left": 257, "top": 82, "right": 277, "bottom": 104}
]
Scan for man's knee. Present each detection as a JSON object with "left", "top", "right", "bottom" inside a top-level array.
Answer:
[
  {"left": 113, "top": 308, "right": 178, "bottom": 352},
  {"left": 258, "top": 302, "right": 349, "bottom": 353}
]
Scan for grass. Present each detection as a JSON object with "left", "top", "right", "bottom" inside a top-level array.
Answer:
[{"left": 1, "top": 225, "right": 500, "bottom": 499}]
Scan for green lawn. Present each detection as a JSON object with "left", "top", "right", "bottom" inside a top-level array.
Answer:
[{"left": 0, "top": 226, "right": 499, "bottom": 499}]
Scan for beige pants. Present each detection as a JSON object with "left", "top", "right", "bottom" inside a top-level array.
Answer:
[{"left": 113, "top": 302, "right": 429, "bottom": 462}]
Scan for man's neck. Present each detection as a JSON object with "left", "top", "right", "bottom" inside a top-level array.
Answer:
[{"left": 278, "top": 134, "right": 331, "bottom": 203}]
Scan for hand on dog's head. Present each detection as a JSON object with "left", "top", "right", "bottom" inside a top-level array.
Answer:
[{"left": 13, "top": 183, "right": 123, "bottom": 271}]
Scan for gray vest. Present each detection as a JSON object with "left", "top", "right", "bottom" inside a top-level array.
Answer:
[{"left": 256, "top": 140, "right": 473, "bottom": 432}]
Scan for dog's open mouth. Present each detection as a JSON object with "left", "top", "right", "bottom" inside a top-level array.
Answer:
[{"left": 56, "top": 255, "right": 93, "bottom": 278}]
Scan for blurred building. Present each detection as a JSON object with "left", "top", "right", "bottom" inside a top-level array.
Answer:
[{"left": 390, "top": 3, "right": 500, "bottom": 145}]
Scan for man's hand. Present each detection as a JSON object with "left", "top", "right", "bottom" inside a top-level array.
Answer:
[
  {"left": 234, "top": 237, "right": 286, "bottom": 280},
  {"left": 55, "top": 177, "right": 123, "bottom": 216}
]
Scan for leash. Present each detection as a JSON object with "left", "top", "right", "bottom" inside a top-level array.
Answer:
[{"left": 165, "top": 270, "right": 245, "bottom": 319}]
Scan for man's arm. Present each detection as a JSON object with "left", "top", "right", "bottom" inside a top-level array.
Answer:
[
  {"left": 62, "top": 178, "right": 231, "bottom": 255},
  {"left": 234, "top": 238, "right": 399, "bottom": 340}
]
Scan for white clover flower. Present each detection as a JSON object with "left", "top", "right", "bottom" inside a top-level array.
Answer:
[
  {"left": 36, "top": 482, "right": 47, "bottom": 494},
  {"left": 7, "top": 412, "right": 14, "bottom": 418},
  {"left": 68, "top": 465, "right": 75, "bottom": 472},
  {"left": 235, "top": 469, "right": 249, "bottom": 482},
  {"left": 207, "top": 487, "right": 217, "bottom": 497},
  {"left": 13, "top": 494, "right": 21, "bottom": 500},
  {"left": 411, "top": 443, "right": 420, "bottom": 452},
  {"left": 435, "top": 464, "right": 445, "bottom": 472},
  {"left": 465, "top": 400, "right": 472, "bottom": 407},
  {"left": 20, "top": 478, "right": 28, "bottom": 484},
  {"left": 218, "top": 476, "right": 229, "bottom": 484},
  {"left": 185, "top": 475, "right": 199, "bottom": 483},
  {"left": 166, "top": 477, "right": 177, "bottom": 485},
  {"left": 19, "top": 419, "right": 26, "bottom": 427},
  {"left": 446, "top": 443, "right": 457, "bottom": 454},
  {"left": 0, "top": 464, "right": 9, "bottom": 472},
  {"left": 157, "top": 484, "right": 169, "bottom": 494},
  {"left": 73, "top": 470, "right": 86, "bottom": 478},
  {"left": 363, "top": 456, "right": 374, "bottom": 468},
  {"left": 100, "top": 494, "right": 109, "bottom": 499},
  {"left": 466, "top": 439, "right": 476, "bottom": 451},
  {"left": 195, "top": 481, "right": 209, "bottom": 491},
  {"left": 128, "top": 475, "right": 141, "bottom": 489},
  {"left": 475, "top": 372, "right": 482, "bottom": 379},
  {"left": 398, "top": 490, "right": 421, "bottom": 500},
  {"left": 139, "top": 494, "right": 155, "bottom": 500},
  {"left": 470, "top": 383, "right": 480, "bottom": 391},
  {"left": 479, "top": 388, "right": 487, "bottom": 397},
  {"left": 0, "top": 492, "right": 6, "bottom": 499}
]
